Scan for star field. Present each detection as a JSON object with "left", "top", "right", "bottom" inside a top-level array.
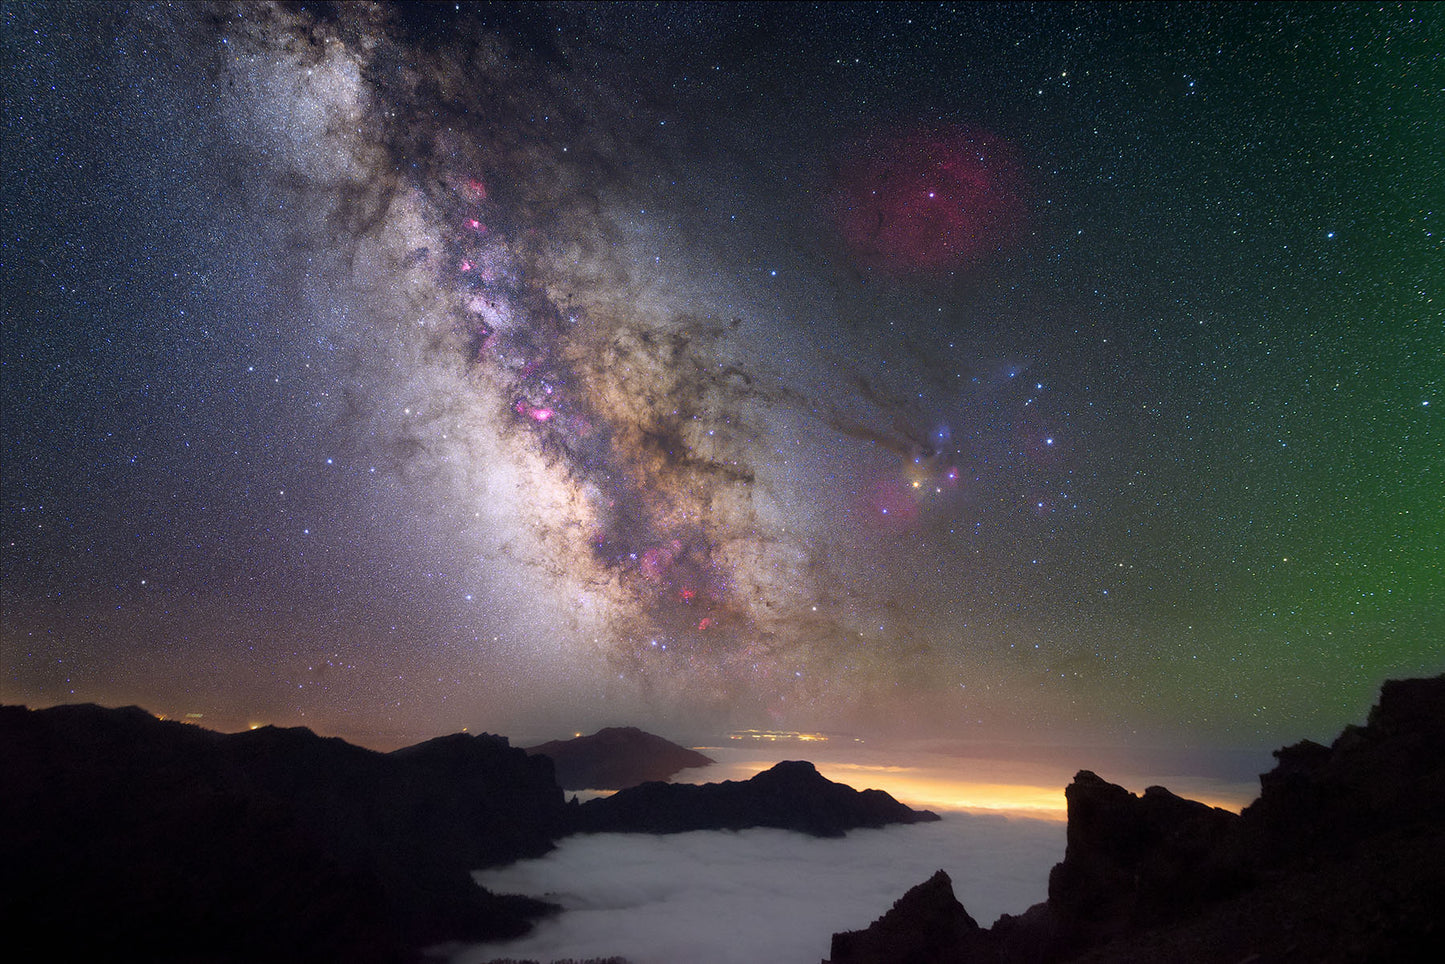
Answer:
[{"left": 2, "top": 2, "right": 1439, "bottom": 749}]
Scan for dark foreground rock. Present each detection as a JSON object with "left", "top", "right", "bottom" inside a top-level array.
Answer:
[
  {"left": 826, "top": 674, "right": 1445, "bottom": 964},
  {"left": 830, "top": 870, "right": 982, "bottom": 964},
  {"left": 527, "top": 726, "right": 714, "bottom": 790},
  {"left": 574, "top": 759, "right": 940, "bottom": 837},
  {"left": 0, "top": 703, "right": 568, "bottom": 963}
]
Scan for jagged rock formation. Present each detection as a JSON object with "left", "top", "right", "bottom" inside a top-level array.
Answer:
[
  {"left": 1044, "top": 771, "right": 1244, "bottom": 948},
  {"left": 573, "top": 759, "right": 940, "bottom": 837},
  {"left": 0, "top": 703, "right": 568, "bottom": 962},
  {"left": 825, "top": 674, "right": 1445, "bottom": 963},
  {"left": 830, "top": 870, "right": 982, "bottom": 964},
  {"left": 526, "top": 726, "right": 714, "bottom": 790}
]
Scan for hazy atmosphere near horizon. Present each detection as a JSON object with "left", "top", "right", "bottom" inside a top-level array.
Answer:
[{"left": 3, "top": 0, "right": 1440, "bottom": 780}]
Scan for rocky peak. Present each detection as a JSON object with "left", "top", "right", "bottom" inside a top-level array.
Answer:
[{"left": 828, "top": 870, "right": 981, "bottom": 964}]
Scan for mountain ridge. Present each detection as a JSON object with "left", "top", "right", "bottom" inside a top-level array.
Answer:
[
  {"left": 572, "top": 758, "right": 940, "bottom": 837},
  {"left": 0, "top": 702, "right": 566, "bottom": 962},
  {"left": 526, "top": 725, "right": 714, "bottom": 790}
]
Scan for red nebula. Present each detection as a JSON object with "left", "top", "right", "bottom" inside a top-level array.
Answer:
[
  {"left": 513, "top": 400, "right": 554, "bottom": 422},
  {"left": 834, "top": 125, "right": 1027, "bottom": 275}
]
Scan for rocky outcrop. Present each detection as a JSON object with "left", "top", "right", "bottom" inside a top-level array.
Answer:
[
  {"left": 0, "top": 703, "right": 567, "bottom": 962},
  {"left": 1045, "top": 772, "right": 1244, "bottom": 946},
  {"left": 824, "top": 674, "right": 1445, "bottom": 963},
  {"left": 830, "top": 870, "right": 983, "bottom": 964},
  {"left": 1242, "top": 675, "right": 1445, "bottom": 861},
  {"left": 573, "top": 759, "right": 940, "bottom": 837},
  {"left": 527, "top": 726, "right": 715, "bottom": 790}
]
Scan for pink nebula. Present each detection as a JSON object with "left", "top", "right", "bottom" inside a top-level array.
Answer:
[{"left": 834, "top": 125, "right": 1027, "bottom": 275}]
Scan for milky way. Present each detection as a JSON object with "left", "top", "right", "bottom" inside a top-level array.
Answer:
[
  {"left": 211, "top": 2, "right": 896, "bottom": 721},
  {"left": 4, "top": 1, "right": 1439, "bottom": 746}
]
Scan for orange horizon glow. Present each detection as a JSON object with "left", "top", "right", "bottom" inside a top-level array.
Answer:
[
  {"left": 686, "top": 752, "right": 1253, "bottom": 820},
  {"left": 817, "top": 763, "right": 1068, "bottom": 818}
]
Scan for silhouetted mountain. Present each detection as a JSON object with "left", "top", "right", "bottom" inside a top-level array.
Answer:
[
  {"left": 825, "top": 674, "right": 1445, "bottom": 963},
  {"left": 830, "top": 870, "right": 983, "bottom": 963},
  {"left": 527, "top": 726, "right": 714, "bottom": 790},
  {"left": 572, "top": 759, "right": 940, "bottom": 837},
  {"left": 0, "top": 703, "right": 567, "bottom": 962}
]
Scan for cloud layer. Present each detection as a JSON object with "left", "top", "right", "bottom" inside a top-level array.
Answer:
[{"left": 466, "top": 814, "right": 1063, "bottom": 964}]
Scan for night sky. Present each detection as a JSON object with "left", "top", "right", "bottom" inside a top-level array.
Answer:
[{"left": 3, "top": 2, "right": 1440, "bottom": 752}]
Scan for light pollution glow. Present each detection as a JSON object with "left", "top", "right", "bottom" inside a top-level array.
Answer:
[{"left": 677, "top": 742, "right": 1257, "bottom": 818}]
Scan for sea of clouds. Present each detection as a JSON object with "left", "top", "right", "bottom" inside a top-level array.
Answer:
[{"left": 462, "top": 811, "right": 1063, "bottom": 964}]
